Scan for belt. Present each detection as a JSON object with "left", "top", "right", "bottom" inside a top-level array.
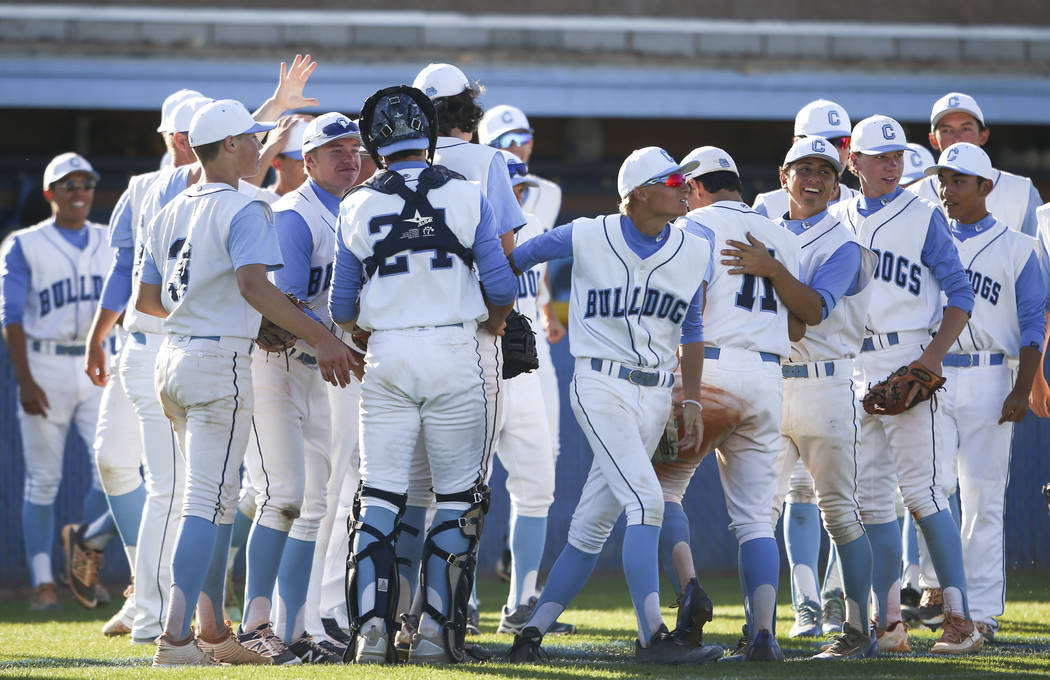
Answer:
[
  {"left": 292, "top": 350, "right": 317, "bottom": 367},
  {"left": 30, "top": 340, "right": 85, "bottom": 356},
  {"left": 861, "top": 330, "right": 931, "bottom": 353},
  {"left": 704, "top": 346, "right": 780, "bottom": 364},
  {"left": 943, "top": 352, "right": 1005, "bottom": 368},
  {"left": 189, "top": 335, "right": 221, "bottom": 342},
  {"left": 589, "top": 358, "right": 674, "bottom": 387},
  {"left": 783, "top": 361, "right": 837, "bottom": 379},
  {"left": 130, "top": 332, "right": 148, "bottom": 345}
]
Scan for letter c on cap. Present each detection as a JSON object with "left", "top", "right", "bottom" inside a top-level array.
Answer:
[
  {"left": 948, "top": 95, "right": 960, "bottom": 107},
  {"left": 501, "top": 111, "right": 514, "bottom": 124},
  {"left": 946, "top": 147, "right": 959, "bottom": 162},
  {"left": 882, "top": 124, "right": 896, "bottom": 140},
  {"left": 812, "top": 139, "right": 826, "bottom": 153},
  {"left": 828, "top": 110, "right": 841, "bottom": 126}
]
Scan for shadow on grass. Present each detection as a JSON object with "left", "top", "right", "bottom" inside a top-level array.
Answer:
[{"left": 0, "top": 656, "right": 148, "bottom": 668}]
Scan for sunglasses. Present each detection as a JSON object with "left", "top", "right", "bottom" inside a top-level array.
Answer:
[
  {"left": 54, "top": 179, "right": 96, "bottom": 192},
  {"left": 506, "top": 160, "right": 529, "bottom": 178},
  {"left": 827, "top": 136, "right": 851, "bottom": 151},
  {"left": 494, "top": 131, "right": 533, "bottom": 149},
  {"left": 642, "top": 173, "right": 686, "bottom": 189}
]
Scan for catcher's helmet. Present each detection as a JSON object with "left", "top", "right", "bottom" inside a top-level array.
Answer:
[{"left": 359, "top": 85, "right": 437, "bottom": 167}]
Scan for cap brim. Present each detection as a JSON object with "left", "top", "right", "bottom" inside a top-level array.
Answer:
[
  {"left": 51, "top": 168, "right": 101, "bottom": 184},
  {"left": 677, "top": 160, "right": 700, "bottom": 178},
  {"left": 852, "top": 143, "right": 910, "bottom": 155},
  {"left": 787, "top": 153, "right": 843, "bottom": 175},
  {"left": 282, "top": 150, "right": 304, "bottom": 161},
  {"left": 302, "top": 130, "right": 361, "bottom": 155},
  {"left": 932, "top": 108, "right": 984, "bottom": 128},
  {"left": 924, "top": 163, "right": 985, "bottom": 178},
  {"left": 512, "top": 177, "right": 540, "bottom": 188},
  {"left": 376, "top": 137, "right": 430, "bottom": 156},
  {"left": 245, "top": 121, "right": 277, "bottom": 135}
]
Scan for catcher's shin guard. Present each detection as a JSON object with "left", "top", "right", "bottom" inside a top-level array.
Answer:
[
  {"left": 344, "top": 485, "right": 406, "bottom": 663},
  {"left": 420, "top": 480, "right": 491, "bottom": 663}
]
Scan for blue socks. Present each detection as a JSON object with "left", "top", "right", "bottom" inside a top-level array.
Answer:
[
  {"left": 508, "top": 513, "right": 547, "bottom": 608},
  {"left": 397, "top": 505, "right": 427, "bottom": 603},
  {"left": 201, "top": 522, "right": 234, "bottom": 630},
  {"left": 81, "top": 487, "right": 109, "bottom": 526},
  {"left": 835, "top": 534, "right": 873, "bottom": 634},
  {"left": 865, "top": 520, "right": 902, "bottom": 631},
  {"left": 784, "top": 502, "right": 821, "bottom": 606},
  {"left": 170, "top": 516, "right": 220, "bottom": 639},
  {"left": 22, "top": 501, "right": 54, "bottom": 586},
  {"left": 949, "top": 492, "right": 962, "bottom": 529},
  {"left": 917, "top": 509, "right": 969, "bottom": 618},
  {"left": 276, "top": 537, "right": 314, "bottom": 642},
  {"left": 424, "top": 507, "right": 469, "bottom": 624},
  {"left": 740, "top": 537, "right": 780, "bottom": 634},
  {"left": 97, "top": 483, "right": 146, "bottom": 550},
  {"left": 355, "top": 505, "right": 398, "bottom": 630},
  {"left": 229, "top": 506, "right": 253, "bottom": 559},
  {"left": 532, "top": 544, "right": 599, "bottom": 617},
  {"left": 622, "top": 524, "right": 663, "bottom": 643},
  {"left": 659, "top": 501, "right": 691, "bottom": 597},
  {"left": 242, "top": 523, "right": 289, "bottom": 629}
]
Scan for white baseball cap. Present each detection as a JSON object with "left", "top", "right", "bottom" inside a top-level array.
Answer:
[
  {"left": 188, "top": 99, "right": 276, "bottom": 147},
  {"left": 617, "top": 147, "right": 698, "bottom": 199},
  {"left": 171, "top": 96, "right": 213, "bottom": 134},
  {"left": 279, "top": 120, "right": 310, "bottom": 160},
  {"left": 681, "top": 146, "right": 738, "bottom": 179},
  {"left": 783, "top": 136, "right": 843, "bottom": 175},
  {"left": 901, "top": 143, "right": 936, "bottom": 185},
  {"left": 931, "top": 92, "right": 985, "bottom": 129},
  {"left": 850, "top": 115, "right": 909, "bottom": 155},
  {"left": 412, "top": 63, "right": 470, "bottom": 99},
  {"left": 301, "top": 112, "right": 361, "bottom": 154},
  {"left": 794, "top": 99, "right": 851, "bottom": 139},
  {"left": 925, "top": 142, "right": 994, "bottom": 181},
  {"left": 479, "top": 105, "right": 532, "bottom": 145},
  {"left": 157, "top": 88, "right": 203, "bottom": 133},
  {"left": 43, "top": 152, "right": 100, "bottom": 187}
]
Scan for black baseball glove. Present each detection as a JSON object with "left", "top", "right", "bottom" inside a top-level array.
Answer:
[{"left": 501, "top": 310, "right": 539, "bottom": 379}]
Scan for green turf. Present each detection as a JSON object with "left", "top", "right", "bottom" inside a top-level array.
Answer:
[{"left": 2, "top": 571, "right": 1049, "bottom": 678}]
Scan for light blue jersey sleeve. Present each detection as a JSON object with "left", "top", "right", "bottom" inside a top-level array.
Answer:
[
  {"left": 228, "top": 202, "right": 283, "bottom": 271},
  {"left": 809, "top": 242, "right": 863, "bottom": 320},
  {"left": 921, "top": 210, "right": 975, "bottom": 314},
  {"left": 1039, "top": 231, "right": 1050, "bottom": 312},
  {"left": 328, "top": 231, "right": 362, "bottom": 324},
  {"left": 99, "top": 246, "right": 135, "bottom": 312},
  {"left": 0, "top": 237, "right": 29, "bottom": 327},
  {"left": 1019, "top": 183, "right": 1043, "bottom": 238},
  {"left": 751, "top": 194, "right": 770, "bottom": 218},
  {"left": 271, "top": 209, "right": 321, "bottom": 322},
  {"left": 680, "top": 285, "right": 705, "bottom": 344},
  {"left": 510, "top": 222, "right": 574, "bottom": 272},
  {"left": 140, "top": 248, "right": 162, "bottom": 285},
  {"left": 1016, "top": 251, "right": 1047, "bottom": 350},
  {"left": 473, "top": 195, "right": 517, "bottom": 306},
  {"left": 108, "top": 189, "right": 135, "bottom": 249},
  {"left": 486, "top": 154, "right": 528, "bottom": 236}
]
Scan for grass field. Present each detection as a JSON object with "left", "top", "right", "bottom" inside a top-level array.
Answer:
[{"left": 2, "top": 571, "right": 1049, "bottom": 679}]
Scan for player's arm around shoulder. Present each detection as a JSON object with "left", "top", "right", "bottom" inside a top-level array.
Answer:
[{"left": 721, "top": 223, "right": 819, "bottom": 324}]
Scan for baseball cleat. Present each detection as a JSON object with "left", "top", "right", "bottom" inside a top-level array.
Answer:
[
  {"left": 744, "top": 629, "right": 785, "bottom": 661},
  {"left": 395, "top": 613, "right": 418, "bottom": 661},
  {"left": 918, "top": 588, "right": 944, "bottom": 629},
  {"left": 875, "top": 620, "right": 911, "bottom": 652},
  {"left": 29, "top": 583, "right": 60, "bottom": 611},
  {"left": 498, "top": 597, "right": 576, "bottom": 635},
  {"left": 288, "top": 633, "right": 342, "bottom": 664},
  {"left": 671, "top": 577, "right": 714, "bottom": 644},
  {"left": 199, "top": 625, "right": 273, "bottom": 665},
  {"left": 635, "top": 624, "right": 724, "bottom": 665},
  {"left": 821, "top": 589, "right": 845, "bottom": 635},
  {"left": 932, "top": 613, "right": 984, "bottom": 655},
  {"left": 352, "top": 625, "right": 390, "bottom": 664},
  {"left": 322, "top": 617, "right": 352, "bottom": 646},
  {"left": 900, "top": 586, "right": 922, "bottom": 623},
  {"left": 974, "top": 621, "right": 997, "bottom": 643},
  {"left": 466, "top": 605, "right": 480, "bottom": 635},
  {"left": 789, "top": 598, "right": 823, "bottom": 637},
  {"left": 407, "top": 629, "right": 450, "bottom": 664},
  {"left": 507, "top": 626, "right": 547, "bottom": 663},
  {"left": 152, "top": 630, "right": 221, "bottom": 667},
  {"left": 61, "top": 524, "right": 102, "bottom": 609},
  {"left": 101, "top": 585, "right": 135, "bottom": 636},
  {"left": 235, "top": 623, "right": 299, "bottom": 664},
  {"left": 718, "top": 625, "right": 751, "bottom": 662},
  {"left": 812, "top": 625, "right": 879, "bottom": 660}
]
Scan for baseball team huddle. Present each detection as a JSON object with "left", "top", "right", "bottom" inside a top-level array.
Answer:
[{"left": 3, "top": 53, "right": 1049, "bottom": 667}]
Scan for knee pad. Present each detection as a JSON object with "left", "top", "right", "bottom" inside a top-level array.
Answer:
[
  {"left": 344, "top": 484, "right": 406, "bottom": 663},
  {"left": 420, "top": 479, "right": 489, "bottom": 664}
]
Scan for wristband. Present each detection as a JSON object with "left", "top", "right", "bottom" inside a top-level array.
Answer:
[{"left": 681, "top": 399, "right": 703, "bottom": 411}]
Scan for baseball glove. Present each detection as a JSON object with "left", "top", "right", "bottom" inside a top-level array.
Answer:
[
  {"left": 255, "top": 293, "right": 309, "bottom": 353},
  {"left": 652, "top": 405, "right": 681, "bottom": 464},
  {"left": 862, "top": 360, "right": 946, "bottom": 416},
  {"left": 501, "top": 310, "right": 539, "bottom": 379}
]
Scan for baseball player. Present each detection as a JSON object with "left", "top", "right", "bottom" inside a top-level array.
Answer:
[
  {"left": 236, "top": 112, "right": 363, "bottom": 665},
  {"left": 901, "top": 143, "right": 936, "bottom": 188},
  {"left": 328, "top": 85, "right": 517, "bottom": 664},
  {"left": 649, "top": 146, "right": 801, "bottom": 662},
  {"left": 1, "top": 152, "right": 115, "bottom": 612},
  {"left": 135, "top": 98, "right": 354, "bottom": 667},
  {"left": 927, "top": 142, "right": 1046, "bottom": 642},
  {"left": 907, "top": 92, "right": 1042, "bottom": 236},
  {"left": 753, "top": 99, "right": 860, "bottom": 220},
  {"left": 505, "top": 147, "right": 723, "bottom": 665},
  {"left": 1031, "top": 206, "right": 1050, "bottom": 418},
  {"left": 157, "top": 89, "right": 203, "bottom": 169},
  {"left": 755, "top": 137, "right": 879, "bottom": 658},
  {"left": 829, "top": 115, "right": 980, "bottom": 654}
]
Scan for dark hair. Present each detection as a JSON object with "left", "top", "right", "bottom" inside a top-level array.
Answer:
[
  {"left": 696, "top": 170, "right": 742, "bottom": 194},
  {"left": 192, "top": 139, "right": 223, "bottom": 163},
  {"left": 434, "top": 88, "right": 484, "bottom": 137},
  {"left": 383, "top": 149, "right": 426, "bottom": 165}
]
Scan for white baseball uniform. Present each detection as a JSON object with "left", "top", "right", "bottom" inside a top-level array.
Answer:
[{"left": 908, "top": 169, "right": 1041, "bottom": 236}]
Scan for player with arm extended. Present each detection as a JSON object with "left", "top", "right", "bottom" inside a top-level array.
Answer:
[
  {"left": 926, "top": 143, "right": 1046, "bottom": 643},
  {"left": 651, "top": 147, "right": 801, "bottom": 663},
  {"left": 505, "top": 147, "right": 722, "bottom": 666},
  {"left": 136, "top": 99, "right": 354, "bottom": 667},
  {"left": 327, "top": 85, "right": 517, "bottom": 665},
  {"left": 1032, "top": 205, "right": 1050, "bottom": 419},
  {"left": 728, "top": 138, "right": 879, "bottom": 658},
  {"left": 1, "top": 153, "right": 114, "bottom": 612},
  {"left": 753, "top": 99, "right": 859, "bottom": 220},
  {"left": 829, "top": 115, "right": 980, "bottom": 655}
]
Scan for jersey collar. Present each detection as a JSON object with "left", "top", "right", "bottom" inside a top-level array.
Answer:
[
  {"left": 949, "top": 213, "right": 997, "bottom": 241},
  {"left": 781, "top": 209, "right": 829, "bottom": 235},
  {"left": 858, "top": 186, "right": 904, "bottom": 213},
  {"left": 307, "top": 178, "right": 342, "bottom": 215}
]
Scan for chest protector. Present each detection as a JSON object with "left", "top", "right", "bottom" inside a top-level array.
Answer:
[{"left": 352, "top": 166, "right": 474, "bottom": 279}]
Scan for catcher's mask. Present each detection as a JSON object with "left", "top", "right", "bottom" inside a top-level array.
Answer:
[{"left": 359, "top": 85, "right": 437, "bottom": 168}]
